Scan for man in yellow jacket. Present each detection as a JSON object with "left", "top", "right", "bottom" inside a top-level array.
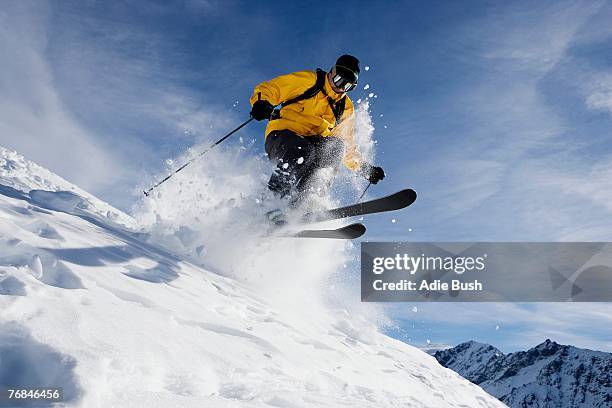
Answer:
[{"left": 249, "top": 54, "right": 385, "bottom": 201}]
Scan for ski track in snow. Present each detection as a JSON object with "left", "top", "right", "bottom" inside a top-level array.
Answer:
[{"left": 0, "top": 146, "right": 506, "bottom": 407}]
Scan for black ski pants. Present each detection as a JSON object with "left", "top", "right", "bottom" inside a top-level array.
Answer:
[{"left": 264, "top": 130, "right": 345, "bottom": 198}]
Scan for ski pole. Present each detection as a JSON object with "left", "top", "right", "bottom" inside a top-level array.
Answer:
[
  {"left": 357, "top": 182, "right": 371, "bottom": 203},
  {"left": 143, "top": 117, "right": 255, "bottom": 196}
]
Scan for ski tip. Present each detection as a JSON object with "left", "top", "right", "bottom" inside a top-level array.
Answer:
[
  {"left": 339, "top": 222, "right": 366, "bottom": 235},
  {"left": 332, "top": 222, "right": 367, "bottom": 239},
  {"left": 401, "top": 188, "right": 417, "bottom": 201},
  {"left": 353, "top": 224, "right": 367, "bottom": 238},
  {"left": 292, "top": 223, "right": 366, "bottom": 239},
  {"left": 394, "top": 188, "right": 417, "bottom": 207}
]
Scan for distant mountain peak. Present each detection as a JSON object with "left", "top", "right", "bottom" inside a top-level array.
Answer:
[{"left": 435, "top": 339, "right": 612, "bottom": 408}]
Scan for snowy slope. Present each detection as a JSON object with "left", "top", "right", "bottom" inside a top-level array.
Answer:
[
  {"left": 0, "top": 147, "right": 133, "bottom": 228},
  {"left": 0, "top": 146, "right": 505, "bottom": 407},
  {"left": 435, "top": 340, "right": 612, "bottom": 407}
]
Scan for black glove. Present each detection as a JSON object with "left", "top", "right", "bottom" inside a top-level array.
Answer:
[
  {"left": 250, "top": 100, "right": 274, "bottom": 121},
  {"left": 360, "top": 163, "right": 385, "bottom": 184}
]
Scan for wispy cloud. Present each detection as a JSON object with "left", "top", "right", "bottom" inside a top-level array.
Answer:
[
  {"left": 396, "top": 0, "right": 611, "bottom": 241},
  {"left": 48, "top": 4, "right": 243, "bottom": 174},
  {"left": 0, "top": 2, "right": 129, "bottom": 194},
  {"left": 0, "top": 1, "right": 238, "bottom": 209}
]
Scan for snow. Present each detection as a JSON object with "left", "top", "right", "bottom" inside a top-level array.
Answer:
[
  {"left": 0, "top": 147, "right": 133, "bottom": 228},
  {"left": 0, "top": 146, "right": 504, "bottom": 407}
]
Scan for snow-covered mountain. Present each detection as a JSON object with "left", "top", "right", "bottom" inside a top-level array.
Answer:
[
  {"left": 434, "top": 339, "right": 612, "bottom": 408},
  {"left": 0, "top": 145, "right": 505, "bottom": 407}
]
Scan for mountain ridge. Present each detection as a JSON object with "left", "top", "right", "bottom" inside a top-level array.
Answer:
[{"left": 435, "top": 339, "right": 612, "bottom": 407}]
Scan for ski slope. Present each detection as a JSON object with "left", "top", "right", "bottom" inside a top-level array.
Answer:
[{"left": 0, "top": 146, "right": 505, "bottom": 407}]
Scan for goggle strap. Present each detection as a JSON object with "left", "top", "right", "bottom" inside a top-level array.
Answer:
[{"left": 335, "top": 64, "right": 359, "bottom": 80}]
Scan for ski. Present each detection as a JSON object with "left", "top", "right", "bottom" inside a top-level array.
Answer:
[
  {"left": 302, "top": 188, "right": 417, "bottom": 223},
  {"left": 288, "top": 223, "right": 366, "bottom": 239}
]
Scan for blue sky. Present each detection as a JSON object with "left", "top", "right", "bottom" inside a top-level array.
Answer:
[{"left": 2, "top": 0, "right": 612, "bottom": 352}]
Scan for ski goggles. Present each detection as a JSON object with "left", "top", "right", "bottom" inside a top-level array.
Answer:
[{"left": 332, "top": 65, "right": 358, "bottom": 92}]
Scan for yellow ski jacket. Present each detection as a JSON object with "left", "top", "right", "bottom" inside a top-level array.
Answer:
[{"left": 250, "top": 70, "right": 362, "bottom": 171}]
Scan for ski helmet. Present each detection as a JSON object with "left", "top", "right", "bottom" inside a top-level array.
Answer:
[{"left": 331, "top": 54, "right": 359, "bottom": 92}]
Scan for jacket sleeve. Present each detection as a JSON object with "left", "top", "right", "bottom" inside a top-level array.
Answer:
[
  {"left": 250, "top": 70, "right": 316, "bottom": 106},
  {"left": 337, "top": 99, "right": 363, "bottom": 172}
]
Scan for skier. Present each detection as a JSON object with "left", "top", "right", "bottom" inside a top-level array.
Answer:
[{"left": 249, "top": 54, "right": 385, "bottom": 204}]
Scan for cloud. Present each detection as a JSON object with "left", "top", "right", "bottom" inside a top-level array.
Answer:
[
  {"left": 0, "top": 2, "right": 238, "bottom": 209},
  {"left": 0, "top": 2, "right": 129, "bottom": 194},
  {"left": 585, "top": 74, "right": 612, "bottom": 114},
  {"left": 586, "top": 91, "right": 612, "bottom": 113},
  {"left": 478, "top": 0, "right": 604, "bottom": 72},
  {"left": 397, "top": 0, "right": 611, "bottom": 240}
]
